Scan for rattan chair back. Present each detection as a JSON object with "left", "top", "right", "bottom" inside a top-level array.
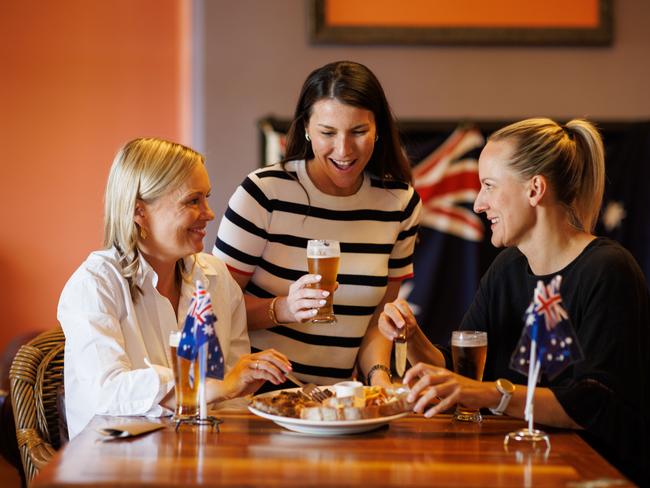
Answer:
[{"left": 9, "top": 327, "right": 65, "bottom": 483}]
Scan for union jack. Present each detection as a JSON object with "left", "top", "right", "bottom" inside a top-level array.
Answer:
[
  {"left": 178, "top": 281, "right": 224, "bottom": 381},
  {"left": 413, "top": 125, "right": 485, "bottom": 242},
  {"left": 511, "top": 276, "right": 583, "bottom": 380}
]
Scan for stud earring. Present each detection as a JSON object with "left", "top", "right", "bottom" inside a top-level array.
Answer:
[{"left": 305, "top": 132, "right": 311, "bottom": 142}]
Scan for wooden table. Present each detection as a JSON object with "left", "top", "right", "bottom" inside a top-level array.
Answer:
[{"left": 33, "top": 412, "right": 631, "bottom": 487}]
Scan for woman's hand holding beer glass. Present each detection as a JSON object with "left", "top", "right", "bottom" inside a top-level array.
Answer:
[
  {"left": 306, "top": 240, "right": 340, "bottom": 323},
  {"left": 278, "top": 274, "right": 334, "bottom": 323},
  {"left": 272, "top": 240, "right": 340, "bottom": 324}
]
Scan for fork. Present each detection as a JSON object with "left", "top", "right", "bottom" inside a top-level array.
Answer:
[{"left": 285, "top": 372, "right": 332, "bottom": 402}]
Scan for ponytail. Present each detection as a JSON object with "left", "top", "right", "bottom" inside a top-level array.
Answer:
[
  {"left": 563, "top": 120, "right": 605, "bottom": 232},
  {"left": 489, "top": 117, "right": 605, "bottom": 232}
]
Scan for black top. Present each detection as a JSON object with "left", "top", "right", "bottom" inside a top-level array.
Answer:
[{"left": 460, "top": 237, "right": 650, "bottom": 485}]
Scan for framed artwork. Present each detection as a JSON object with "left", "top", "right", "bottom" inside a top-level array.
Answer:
[{"left": 310, "top": 0, "right": 613, "bottom": 46}]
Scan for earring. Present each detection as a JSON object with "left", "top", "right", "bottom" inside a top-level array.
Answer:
[
  {"left": 140, "top": 227, "right": 148, "bottom": 240},
  {"left": 305, "top": 132, "right": 311, "bottom": 142},
  {"left": 375, "top": 135, "right": 379, "bottom": 142}
]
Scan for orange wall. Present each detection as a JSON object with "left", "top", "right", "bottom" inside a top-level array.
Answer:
[{"left": 0, "top": 0, "right": 188, "bottom": 350}]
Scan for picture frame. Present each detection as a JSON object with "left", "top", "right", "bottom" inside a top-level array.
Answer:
[{"left": 309, "top": 0, "right": 613, "bottom": 46}]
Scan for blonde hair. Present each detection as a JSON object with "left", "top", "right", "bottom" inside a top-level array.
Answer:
[
  {"left": 489, "top": 118, "right": 605, "bottom": 232},
  {"left": 103, "top": 137, "right": 205, "bottom": 300}
]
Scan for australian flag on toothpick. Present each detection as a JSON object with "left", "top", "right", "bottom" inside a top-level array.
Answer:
[
  {"left": 177, "top": 280, "right": 225, "bottom": 380},
  {"left": 510, "top": 275, "right": 583, "bottom": 380}
]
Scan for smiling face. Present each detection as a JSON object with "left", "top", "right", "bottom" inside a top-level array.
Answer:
[
  {"left": 136, "top": 163, "right": 215, "bottom": 264},
  {"left": 474, "top": 139, "right": 535, "bottom": 249},
  {"left": 305, "top": 98, "right": 377, "bottom": 196}
]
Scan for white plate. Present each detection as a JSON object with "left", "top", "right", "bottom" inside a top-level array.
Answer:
[{"left": 248, "top": 388, "right": 409, "bottom": 436}]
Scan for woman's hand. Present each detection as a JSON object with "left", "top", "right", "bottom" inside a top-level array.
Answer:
[
  {"left": 275, "top": 274, "right": 333, "bottom": 323},
  {"left": 403, "top": 362, "right": 489, "bottom": 418},
  {"left": 223, "top": 349, "right": 292, "bottom": 399},
  {"left": 378, "top": 299, "right": 419, "bottom": 341}
]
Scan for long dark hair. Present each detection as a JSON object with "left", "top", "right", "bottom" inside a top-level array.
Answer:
[{"left": 282, "top": 61, "right": 411, "bottom": 184}]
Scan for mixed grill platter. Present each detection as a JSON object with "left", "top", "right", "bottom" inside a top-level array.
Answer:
[{"left": 248, "top": 386, "right": 411, "bottom": 435}]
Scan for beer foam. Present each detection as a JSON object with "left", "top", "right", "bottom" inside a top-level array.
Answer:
[
  {"left": 307, "top": 239, "right": 340, "bottom": 258},
  {"left": 451, "top": 331, "right": 487, "bottom": 347},
  {"left": 169, "top": 331, "right": 181, "bottom": 347}
]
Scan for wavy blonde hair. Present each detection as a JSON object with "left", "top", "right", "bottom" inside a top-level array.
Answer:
[
  {"left": 103, "top": 137, "right": 205, "bottom": 300},
  {"left": 489, "top": 118, "right": 605, "bottom": 232}
]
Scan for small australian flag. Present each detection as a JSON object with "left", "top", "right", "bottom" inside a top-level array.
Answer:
[
  {"left": 510, "top": 275, "right": 583, "bottom": 380},
  {"left": 177, "top": 280, "right": 225, "bottom": 381}
]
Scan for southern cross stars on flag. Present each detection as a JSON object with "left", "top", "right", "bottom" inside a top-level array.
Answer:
[
  {"left": 177, "top": 281, "right": 225, "bottom": 381},
  {"left": 510, "top": 275, "right": 583, "bottom": 380}
]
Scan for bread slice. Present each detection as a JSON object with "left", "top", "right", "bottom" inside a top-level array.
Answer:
[{"left": 300, "top": 406, "right": 338, "bottom": 421}]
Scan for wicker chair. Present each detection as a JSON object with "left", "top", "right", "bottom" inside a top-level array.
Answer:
[{"left": 9, "top": 327, "right": 65, "bottom": 483}]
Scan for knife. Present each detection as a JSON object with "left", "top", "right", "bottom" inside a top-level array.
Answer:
[{"left": 394, "top": 329, "right": 407, "bottom": 378}]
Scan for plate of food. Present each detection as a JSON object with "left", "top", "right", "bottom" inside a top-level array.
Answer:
[{"left": 248, "top": 385, "right": 412, "bottom": 435}]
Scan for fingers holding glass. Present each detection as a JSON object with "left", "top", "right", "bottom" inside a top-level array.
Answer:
[
  {"left": 286, "top": 274, "right": 330, "bottom": 323},
  {"left": 306, "top": 240, "right": 340, "bottom": 323}
]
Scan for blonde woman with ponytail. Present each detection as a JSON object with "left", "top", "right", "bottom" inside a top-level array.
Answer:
[
  {"left": 378, "top": 118, "right": 649, "bottom": 485},
  {"left": 58, "top": 138, "right": 290, "bottom": 439}
]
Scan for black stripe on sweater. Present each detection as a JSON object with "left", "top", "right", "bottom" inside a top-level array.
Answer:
[
  {"left": 256, "top": 169, "right": 297, "bottom": 180},
  {"left": 251, "top": 347, "right": 355, "bottom": 379},
  {"left": 397, "top": 225, "right": 419, "bottom": 241},
  {"left": 244, "top": 284, "right": 376, "bottom": 316},
  {"left": 402, "top": 191, "right": 421, "bottom": 222},
  {"left": 388, "top": 255, "right": 413, "bottom": 269},
  {"left": 214, "top": 238, "right": 260, "bottom": 267},
  {"left": 223, "top": 207, "right": 268, "bottom": 240},
  {"left": 258, "top": 260, "right": 387, "bottom": 287},
  {"left": 241, "top": 177, "right": 405, "bottom": 222},
  {"left": 267, "top": 326, "right": 363, "bottom": 348}
]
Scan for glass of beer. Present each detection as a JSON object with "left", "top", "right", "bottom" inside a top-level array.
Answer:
[
  {"left": 451, "top": 330, "right": 488, "bottom": 422},
  {"left": 169, "top": 331, "right": 199, "bottom": 419},
  {"left": 306, "top": 239, "right": 340, "bottom": 323}
]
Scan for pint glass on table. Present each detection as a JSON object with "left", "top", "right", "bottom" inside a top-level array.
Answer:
[
  {"left": 307, "top": 239, "right": 340, "bottom": 324},
  {"left": 169, "top": 331, "right": 199, "bottom": 419},
  {"left": 451, "top": 330, "right": 488, "bottom": 422}
]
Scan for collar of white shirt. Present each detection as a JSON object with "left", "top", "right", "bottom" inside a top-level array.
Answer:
[{"left": 135, "top": 253, "right": 219, "bottom": 292}]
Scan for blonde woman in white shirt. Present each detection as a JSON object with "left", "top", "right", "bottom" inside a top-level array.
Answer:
[{"left": 58, "top": 138, "right": 291, "bottom": 438}]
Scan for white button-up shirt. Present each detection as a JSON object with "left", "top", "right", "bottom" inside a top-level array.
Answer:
[{"left": 58, "top": 248, "right": 249, "bottom": 438}]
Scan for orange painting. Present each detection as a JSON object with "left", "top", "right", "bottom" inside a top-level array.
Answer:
[
  {"left": 311, "top": 0, "right": 612, "bottom": 45},
  {"left": 325, "top": 0, "right": 600, "bottom": 29}
]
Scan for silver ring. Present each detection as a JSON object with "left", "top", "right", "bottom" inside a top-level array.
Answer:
[{"left": 255, "top": 360, "right": 260, "bottom": 370}]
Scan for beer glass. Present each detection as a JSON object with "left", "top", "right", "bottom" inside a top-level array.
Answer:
[
  {"left": 306, "top": 239, "right": 340, "bottom": 323},
  {"left": 169, "top": 331, "right": 199, "bottom": 419},
  {"left": 451, "top": 330, "right": 488, "bottom": 422}
]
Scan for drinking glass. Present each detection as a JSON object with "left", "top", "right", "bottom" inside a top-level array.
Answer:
[
  {"left": 451, "top": 330, "right": 488, "bottom": 422},
  {"left": 169, "top": 331, "right": 199, "bottom": 419},
  {"left": 306, "top": 239, "right": 340, "bottom": 323}
]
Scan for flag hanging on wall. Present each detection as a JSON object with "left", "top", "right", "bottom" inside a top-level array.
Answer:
[{"left": 398, "top": 124, "right": 499, "bottom": 345}]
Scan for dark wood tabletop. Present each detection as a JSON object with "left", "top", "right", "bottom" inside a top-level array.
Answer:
[{"left": 32, "top": 411, "right": 631, "bottom": 487}]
